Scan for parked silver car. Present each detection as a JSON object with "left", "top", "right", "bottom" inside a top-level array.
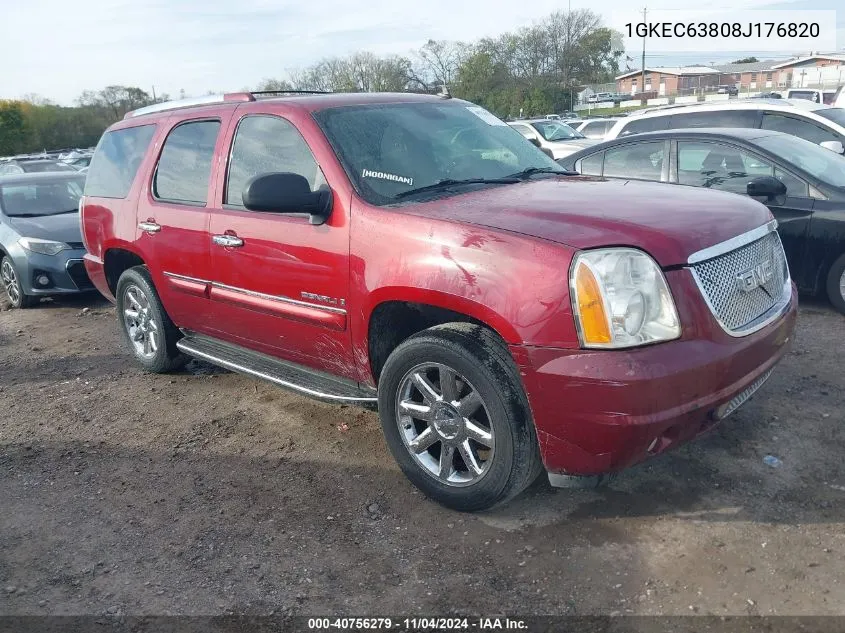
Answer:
[{"left": 0, "top": 172, "right": 92, "bottom": 308}]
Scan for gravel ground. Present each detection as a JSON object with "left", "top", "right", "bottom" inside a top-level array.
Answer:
[{"left": 0, "top": 292, "right": 844, "bottom": 617}]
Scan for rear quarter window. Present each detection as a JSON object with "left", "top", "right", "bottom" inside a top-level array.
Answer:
[
  {"left": 617, "top": 117, "right": 669, "bottom": 137},
  {"left": 577, "top": 152, "right": 604, "bottom": 175},
  {"left": 84, "top": 124, "right": 156, "bottom": 199}
]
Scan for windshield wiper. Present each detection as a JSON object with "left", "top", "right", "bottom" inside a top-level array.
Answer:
[
  {"left": 507, "top": 167, "right": 576, "bottom": 179},
  {"left": 393, "top": 177, "right": 520, "bottom": 199}
]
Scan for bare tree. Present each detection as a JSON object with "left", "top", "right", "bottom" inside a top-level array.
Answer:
[{"left": 415, "top": 39, "right": 469, "bottom": 88}]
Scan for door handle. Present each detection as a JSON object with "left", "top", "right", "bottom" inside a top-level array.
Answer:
[
  {"left": 212, "top": 234, "right": 244, "bottom": 248},
  {"left": 138, "top": 221, "right": 161, "bottom": 234}
]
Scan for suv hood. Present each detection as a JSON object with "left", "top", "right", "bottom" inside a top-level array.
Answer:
[
  {"left": 404, "top": 177, "right": 772, "bottom": 266},
  {"left": 7, "top": 214, "right": 83, "bottom": 244}
]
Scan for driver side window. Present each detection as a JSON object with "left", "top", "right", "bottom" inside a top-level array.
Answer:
[
  {"left": 678, "top": 141, "right": 808, "bottom": 197},
  {"left": 225, "top": 115, "right": 325, "bottom": 208}
]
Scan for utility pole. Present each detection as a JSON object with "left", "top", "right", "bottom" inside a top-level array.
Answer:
[{"left": 640, "top": 7, "right": 647, "bottom": 96}]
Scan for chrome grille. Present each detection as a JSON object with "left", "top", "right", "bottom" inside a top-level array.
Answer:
[{"left": 690, "top": 228, "right": 788, "bottom": 335}]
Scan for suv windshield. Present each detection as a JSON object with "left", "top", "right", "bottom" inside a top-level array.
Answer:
[
  {"left": 314, "top": 102, "right": 563, "bottom": 205},
  {"left": 531, "top": 121, "right": 583, "bottom": 141},
  {"left": 814, "top": 108, "right": 845, "bottom": 128},
  {"left": 753, "top": 134, "right": 845, "bottom": 188},
  {"left": 0, "top": 177, "right": 85, "bottom": 217}
]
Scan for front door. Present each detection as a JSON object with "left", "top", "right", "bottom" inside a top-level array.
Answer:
[{"left": 206, "top": 112, "right": 354, "bottom": 379}]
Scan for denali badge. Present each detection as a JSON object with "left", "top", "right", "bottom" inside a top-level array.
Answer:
[
  {"left": 301, "top": 291, "right": 345, "bottom": 307},
  {"left": 736, "top": 259, "right": 774, "bottom": 293}
]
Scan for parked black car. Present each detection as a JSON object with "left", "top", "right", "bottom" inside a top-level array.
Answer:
[{"left": 559, "top": 128, "right": 845, "bottom": 313}]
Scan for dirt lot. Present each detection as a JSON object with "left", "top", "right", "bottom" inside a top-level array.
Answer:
[{"left": 0, "top": 292, "right": 844, "bottom": 618}]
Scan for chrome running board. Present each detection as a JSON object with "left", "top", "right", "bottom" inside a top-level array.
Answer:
[{"left": 177, "top": 334, "right": 377, "bottom": 404}]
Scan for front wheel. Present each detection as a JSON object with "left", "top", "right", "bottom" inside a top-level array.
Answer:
[
  {"left": 2, "top": 257, "right": 37, "bottom": 309},
  {"left": 377, "top": 323, "right": 542, "bottom": 512},
  {"left": 826, "top": 254, "right": 845, "bottom": 315},
  {"left": 115, "top": 266, "right": 186, "bottom": 373}
]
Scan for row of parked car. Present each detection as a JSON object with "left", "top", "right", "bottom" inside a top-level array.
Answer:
[
  {"left": 0, "top": 89, "right": 839, "bottom": 511},
  {"left": 0, "top": 149, "right": 94, "bottom": 175}
]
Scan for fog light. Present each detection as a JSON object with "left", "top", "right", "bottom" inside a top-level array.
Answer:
[{"left": 36, "top": 274, "right": 50, "bottom": 287}]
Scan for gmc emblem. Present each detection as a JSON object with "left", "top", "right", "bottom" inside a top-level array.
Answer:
[{"left": 736, "top": 259, "right": 774, "bottom": 293}]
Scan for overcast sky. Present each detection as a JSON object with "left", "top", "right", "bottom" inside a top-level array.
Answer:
[{"left": 1, "top": 0, "right": 841, "bottom": 105}]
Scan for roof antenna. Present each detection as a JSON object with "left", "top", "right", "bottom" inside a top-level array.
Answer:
[{"left": 438, "top": 84, "right": 452, "bottom": 99}]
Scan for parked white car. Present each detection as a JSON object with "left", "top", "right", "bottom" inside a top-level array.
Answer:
[
  {"left": 784, "top": 88, "right": 838, "bottom": 105},
  {"left": 507, "top": 119, "right": 599, "bottom": 159},
  {"left": 574, "top": 118, "right": 622, "bottom": 140},
  {"left": 605, "top": 100, "right": 845, "bottom": 154}
]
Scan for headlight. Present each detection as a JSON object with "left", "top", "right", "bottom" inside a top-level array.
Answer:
[
  {"left": 18, "top": 237, "right": 69, "bottom": 256},
  {"left": 570, "top": 248, "right": 681, "bottom": 349}
]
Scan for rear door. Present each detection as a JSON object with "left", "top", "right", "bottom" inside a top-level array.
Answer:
[
  {"left": 674, "top": 139, "right": 814, "bottom": 282},
  {"left": 206, "top": 108, "right": 355, "bottom": 378},
  {"left": 137, "top": 113, "right": 231, "bottom": 331}
]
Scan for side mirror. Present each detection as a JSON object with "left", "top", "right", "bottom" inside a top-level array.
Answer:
[
  {"left": 242, "top": 172, "right": 332, "bottom": 225},
  {"left": 527, "top": 136, "right": 542, "bottom": 147},
  {"left": 747, "top": 176, "right": 787, "bottom": 200},
  {"left": 820, "top": 140, "right": 845, "bottom": 155}
]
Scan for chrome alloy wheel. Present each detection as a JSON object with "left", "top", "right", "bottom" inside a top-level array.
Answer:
[
  {"left": 1, "top": 259, "right": 20, "bottom": 306},
  {"left": 122, "top": 284, "right": 159, "bottom": 359},
  {"left": 396, "top": 363, "right": 495, "bottom": 487},
  {"left": 840, "top": 268, "right": 845, "bottom": 302}
]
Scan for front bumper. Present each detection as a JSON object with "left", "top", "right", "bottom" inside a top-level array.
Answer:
[
  {"left": 511, "top": 273, "right": 798, "bottom": 477},
  {"left": 12, "top": 248, "right": 94, "bottom": 296}
]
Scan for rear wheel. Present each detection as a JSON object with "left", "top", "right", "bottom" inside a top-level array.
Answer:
[
  {"left": 378, "top": 323, "right": 542, "bottom": 512},
  {"left": 1, "top": 257, "right": 36, "bottom": 309},
  {"left": 116, "top": 266, "right": 186, "bottom": 373},
  {"left": 826, "top": 254, "right": 845, "bottom": 315}
]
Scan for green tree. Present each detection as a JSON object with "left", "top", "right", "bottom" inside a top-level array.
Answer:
[
  {"left": 731, "top": 56, "right": 759, "bottom": 64},
  {"left": 0, "top": 101, "right": 32, "bottom": 155}
]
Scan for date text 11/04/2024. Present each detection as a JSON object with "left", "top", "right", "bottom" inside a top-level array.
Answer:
[{"left": 307, "top": 618, "right": 528, "bottom": 630}]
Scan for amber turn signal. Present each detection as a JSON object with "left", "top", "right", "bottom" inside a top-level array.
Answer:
[{"left": 573, "top": 260, "right": 611, "bottom": 345}]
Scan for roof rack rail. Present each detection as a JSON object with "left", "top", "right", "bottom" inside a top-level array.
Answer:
[
  {"left": 124, "top": 92, "right": 255, "bottom": 119},
  {"left": 250, "top": 90, "right": 332, "bottom": 96},
  {"left": 249, "top": 90, "right": 333, "bottom": 99}
]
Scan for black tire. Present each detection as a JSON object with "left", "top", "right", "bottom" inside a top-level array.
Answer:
[
  {"left": 1, "top": 256, "right": 37, "bottom": 309},
  {"left": 826, "top": 254, "right": 845, "bottom": 315},
  {"left": 115, "top": 266, "right": 186, "bottom": 373},
  {"left": 377, "top": 323, "right": 543, "bottom": 512}
]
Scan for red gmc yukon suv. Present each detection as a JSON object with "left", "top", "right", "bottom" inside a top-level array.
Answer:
[{"left": 81, "top": 92, "right": 797, "bottom": 511}]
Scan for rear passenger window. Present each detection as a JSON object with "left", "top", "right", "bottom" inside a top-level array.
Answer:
[
  {"left": 577, "top": 152, "right": 604, "bottom": 175},
  {"left": 225, "top": 115, "right": 325, "bottom": 207},
  {"left": 760, "top": 113, "right": 839, "bottom": 145},
  {"left": 617, "top": 117, "right": 668, "bottom": 137},
  {"left": 84, "top": 124, "right": 155, "bottom": 199},
  {"left": 603, "top": 142, "right": 664, "bottom": 181},
  {"left": 153, "top": 120, "right": 220, "bottom": 205},
  {"left": 670, "top": 110, "right": 757, "bottom": 129}
]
